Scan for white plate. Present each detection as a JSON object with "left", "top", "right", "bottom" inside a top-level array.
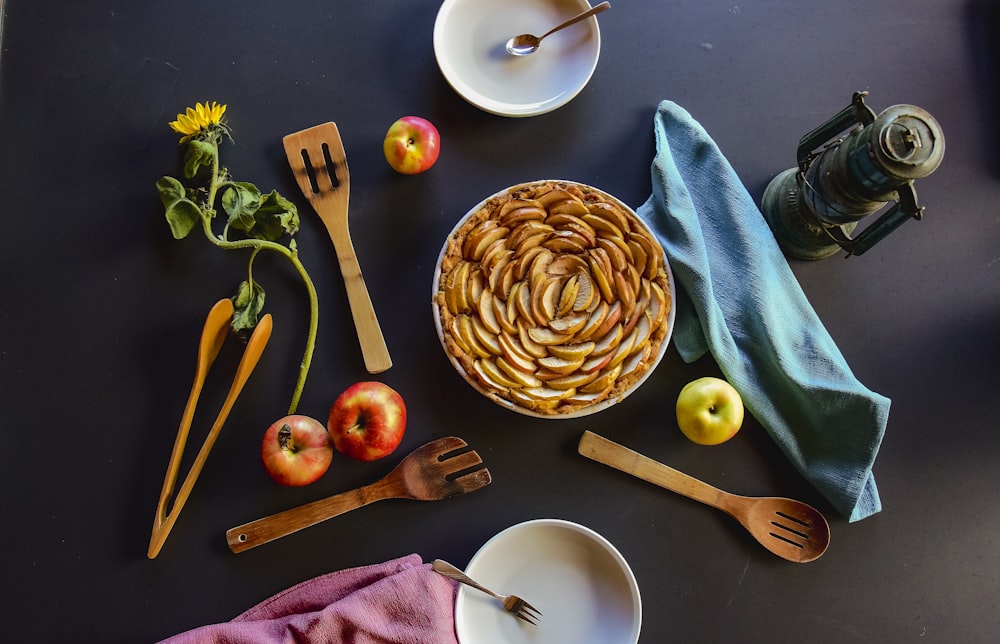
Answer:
[
  {"left": 455, "top": 519, "right": 641, "bottom": 644},
  {"left": 433, "top": 0, "right": 602, "bottom": 117}
]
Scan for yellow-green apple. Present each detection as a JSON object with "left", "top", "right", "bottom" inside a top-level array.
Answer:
[
  {"left": 383, "top": 116, "right": 440, "bottom": 174},
  {"left": 327, "top": 381, "right": 407, "bottom": 460},
  {"left": 261, "top": 415, "right": 333, "bottom": 486},
  {"left": 675, "top": 377, "right": 745, "bottom": 445}
]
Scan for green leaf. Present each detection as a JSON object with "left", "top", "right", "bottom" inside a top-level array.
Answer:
[
  {"left": 248, "top": 190, "right": 300, "bottom": 241},
  {"left": 156, "top": 176, "right": 186, "bottom": 206},
  {"left": 157, "top": 176, "right": 201, "bottom": 239},
  {"left": 231, "top": 279, "right": 266, "bottom": 337},
  {"left": 164, "top": 199, "right": 202, "bottom": 239},
  {"left": 183, "top": 140, "right": 216, "bottom": 179},
  {"left": 222, "top": 182, "right": 262, "bottom": 234}
]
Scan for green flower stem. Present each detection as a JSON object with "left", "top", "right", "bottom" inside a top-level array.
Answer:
[
  {"left": 198, "top": 216, "right": 318, "bottom": 415},
  {"left": 199, "top": 139, "right": 318, "bottom": 415}
]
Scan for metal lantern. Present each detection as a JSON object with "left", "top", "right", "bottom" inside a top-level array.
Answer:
[{"left": 761, "top": 91, "right": 945, "bottom": 259}]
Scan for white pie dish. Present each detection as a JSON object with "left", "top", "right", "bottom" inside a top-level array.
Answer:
[{"left": 431, "top": 180, "right": 676, "bottom": 419}]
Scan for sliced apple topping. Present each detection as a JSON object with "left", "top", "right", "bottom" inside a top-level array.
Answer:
[
  {"left": 547, "top": 198, "right": 590, "bottom": 217},
  {"left": 537, "top": 355, "right": 586, "bottom": 375},
  {"left": 535, "top": 188, "right": 579, "bottom": 208},
  {"left": 471, "top": 315, "right": 502, "bottom": 356},
  {"left": 477, "top": 290, "right": 502, "bottom": 335},
  {"left": 496, "top": 356, "right": 543, "bottom": 388},
  {"left": 591, "top": 321, "right": 624, "bottom": 357},
  {"left": 517, "top": 321, "right": 549, "bottom": 358},
  {"left": 464, "top": 221, "right": 510, "bottom": 261},
  {"left": 455, "top": 314, "right": 491, "bottom": 358},
  {"left": 443, "top": 260, "right": 470, "bottom": 314},
  {"left": 474, "top": 358, "right": 521, "bottom": 390},
  {"left": 548, "top": 341, "right": 596, "bottom": 361},
  {"left": 500, "top": 204, "right": 547, "bottom": 227},
  {"left": 573, "top": 272, "right": 595, "bottom": 312},
  {"left": 580, "top": 363, "right": 623, "bottom": 394},
  {"left": 548, "top": 311, "right": 588, "bottom": 335},
  {"left": 527, "top": 326, "right": 571, "bottom": 346},
  {"left": 498, "top": 332, "right": 538, "bottom": 371},
  {"left": 582, "top": 213, "right": 624, "bottom": 240},
  {"left": 546, "top": 369, "right": 601, "bottom": 391},
  {"left": 557, "top": 275, "right": 580, "bottom": 316},
  {"left": 436, "top": 180, "right": 673, "bottom": 415},
  {"left": 587, "top": 251, "right": 615, "bottom": 303}
]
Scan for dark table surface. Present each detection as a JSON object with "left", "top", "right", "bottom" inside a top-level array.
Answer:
[{"left": 2, "top": 1, "right": 998, "bottom": 642}]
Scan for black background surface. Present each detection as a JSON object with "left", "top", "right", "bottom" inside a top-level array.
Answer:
[{"left": 1, "top": 1, "right": 997, "bottom": 642}]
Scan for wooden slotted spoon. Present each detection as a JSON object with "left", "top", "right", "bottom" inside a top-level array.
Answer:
[
  {"left": 226, "top": 437, "right": 491, "bottom": 553},
  {"left": 578, "top": 431, "right": 830, "bottom": 563},
  {"left": 283, "top": 122, "right": 392, "bottom": 374}
]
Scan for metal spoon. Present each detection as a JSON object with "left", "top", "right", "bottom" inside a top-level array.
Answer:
[{"left": 505, "top": 1, "right": 611, "bottom": 56}]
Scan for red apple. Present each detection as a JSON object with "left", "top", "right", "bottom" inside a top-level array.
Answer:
[
  {"left": 383, "top": 116, "right": 440, "bottom": 174},
  {"left": 261, "top": 415, "right": 333, "bottom": 486},
  {"left": 327, "top": 381, "right": 407, "bottom": 461}
]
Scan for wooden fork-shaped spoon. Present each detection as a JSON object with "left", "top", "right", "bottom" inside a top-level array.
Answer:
[
  {"left": 227, "top": 436, "right": 491, "bottom": 553},
  {"left": 578, "top": 431, "right": 830, "bottom": 563}
]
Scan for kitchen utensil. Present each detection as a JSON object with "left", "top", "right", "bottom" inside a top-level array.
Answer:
[
  {"left": 283, "top": 122, "right": 392, "bottom": 374},
  {"left": 578, "top": 431, "right": 830, "bottom": 563},
  {"left": 227, "top": 436, "right": 491, "bottom": 552},
  {"left": 505, "top": 1, "right": 610, "bottom": 56},
  {"left": 148, "top": 299, "right": 272, "bottom": 559},
  {"left": 433, "top": 559, "right": 542, "bottom": 625}
]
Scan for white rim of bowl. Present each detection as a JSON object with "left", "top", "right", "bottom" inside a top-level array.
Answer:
[
  {"left": 459, "top": 518, "right": 642, "bottom": 643},
  {"left": 432, "top": 0, "right": 602, "bottom": 117}
]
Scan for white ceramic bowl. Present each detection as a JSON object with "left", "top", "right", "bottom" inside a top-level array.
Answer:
[
  {"left": 433, "top": 0, "right": 602, "bottom": 117},
  {"left": 431, "top": 180, "right": 676, "bottom": 419},
  {"left": 455, "top": 519, "right": 642, "bottom": 644}
]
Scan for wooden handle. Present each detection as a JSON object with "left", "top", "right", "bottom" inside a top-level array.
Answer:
[
  {"left": 577, "top": 431, "right": 729, "bottom": 510},
  {"left": 226, "top": 483, "right": 382, "bottom": 553},
  {"left": 325, "top": 220, "right": 392, "bottom": 374}
]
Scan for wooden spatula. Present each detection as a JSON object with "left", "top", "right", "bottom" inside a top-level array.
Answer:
[
  {"left": 283, "top": 122, "right": 391, "bottom": 374},
  {"left": 578, "top": 430, "right": 830, "bottom": 563}
]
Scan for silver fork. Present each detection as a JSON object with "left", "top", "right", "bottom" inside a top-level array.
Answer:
[{"left": 432, "top": 559, "right": 542, "bottom": 625}]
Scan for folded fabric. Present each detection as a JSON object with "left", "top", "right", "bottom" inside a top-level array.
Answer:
[
  {"left": 159, "top": 554, "right": 458, "bottom": 644},
  {"left": 636, "top": 100, "right": 890, "bottom": 522}
]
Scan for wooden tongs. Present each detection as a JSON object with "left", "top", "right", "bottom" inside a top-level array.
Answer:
[{"left": 148, "top": 299, "right": 272, "bottom": 559}]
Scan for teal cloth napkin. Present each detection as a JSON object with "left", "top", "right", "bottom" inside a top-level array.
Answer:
[{"left": 636, "top": 100, "right": 890, "bottom": 522}]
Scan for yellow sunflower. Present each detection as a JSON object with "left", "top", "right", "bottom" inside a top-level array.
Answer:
[{"left": 169, "top": 101, "right": 228, "bottom": 143}]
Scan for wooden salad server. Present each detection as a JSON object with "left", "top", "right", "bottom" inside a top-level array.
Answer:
[
  {"left": 148, "top": 299, "right": 272, "bottom": 559},
  {"left": 578, "top": 430, "right": 830, "bottom": 563},
  {"left": 227, "top": 436, "right": 491, "bottom": 553},
  {"left": 283, "top": 122, "right": 392, "bottom": 374}
]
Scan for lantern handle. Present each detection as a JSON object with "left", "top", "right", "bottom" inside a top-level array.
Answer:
[
  {"left": 797, "top": 91, "right": 877, "bottom": 171},
  {"left": 826, "top": 181, "right": 924, "bottom": 257}
]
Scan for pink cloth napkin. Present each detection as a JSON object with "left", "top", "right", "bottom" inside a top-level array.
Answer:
[{"left": 159, "top": 554, "right": 459, "bottom": 644}]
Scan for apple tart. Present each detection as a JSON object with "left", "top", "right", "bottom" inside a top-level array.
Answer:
[{"left": 433, "top": 180, "right": 674, "bottom": 417}]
